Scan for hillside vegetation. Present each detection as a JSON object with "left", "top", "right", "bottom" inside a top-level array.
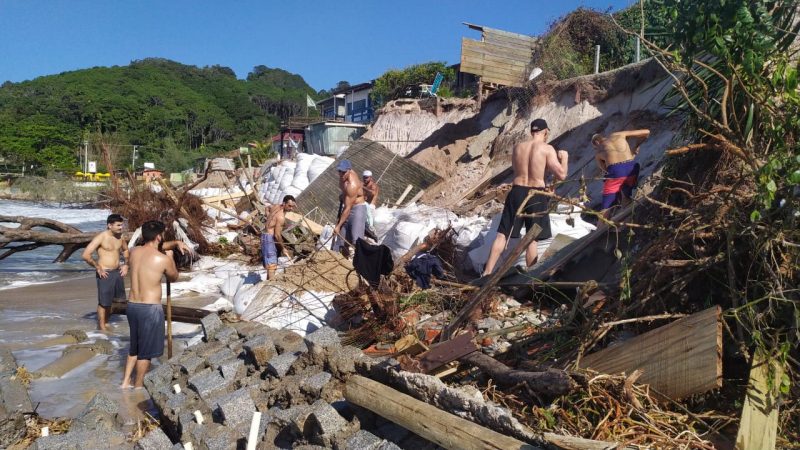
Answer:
[{"left": 0, "top": 58, "right": 318, "bottom": 173}]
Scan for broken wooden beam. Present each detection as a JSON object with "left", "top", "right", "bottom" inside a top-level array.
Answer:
[
  {"left": 460, "top": 352, "right": 575, "bottom": 397},
  {"left": 443, "top": 224, "right": 541, "bottom": 340},
  {"left": 579, "top": 306, "right": 722, "bottom": 400},
  {"left": 344, "top": 375, "right": 540, "bottom": 450},
  {"left": 417, "top": 332, "right": 478, "bottom": 374}
]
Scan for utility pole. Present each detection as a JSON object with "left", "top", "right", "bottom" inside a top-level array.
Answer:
[
  {"left": 132, "top": 145, "right": 137, "bottom": 171},
  {"left": 594, "top": 45, "right": 601, "bottom": 74},
  {"left": 83, "top": 140, "right": 89, "bottom": 174}
]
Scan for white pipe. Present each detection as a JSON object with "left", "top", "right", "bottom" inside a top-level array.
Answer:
[
  {"left": 246, "top": 411, "right": 262, "bottom": 450},
  {"left": 594, "top": 45, "right": 601, "bottom": 74}
]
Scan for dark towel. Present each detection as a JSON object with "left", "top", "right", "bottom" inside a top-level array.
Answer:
[
  {"left": 404, "top": 252, "right": 444, "bottom": 289},
  {"left": 353, "top": 238, "right": 394, "bottom": 288}
]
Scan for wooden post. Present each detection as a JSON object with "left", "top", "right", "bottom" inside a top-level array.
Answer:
[
  {"left": 736, "top": 351, "right": 783, "bottom": 450},
  {"left": 443, "top": 224, "right": 541, "bottom": 340},
  {"left": 166, "top": 280, "right": 173, "bottom": 359},
  {"left": 344, "top": 375, "right": 538, "bottom": 450}
]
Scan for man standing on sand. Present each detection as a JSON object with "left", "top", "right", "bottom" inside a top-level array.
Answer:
[
  {"left": 82, "top": 214, "right": 129, "bottom": 331},
  {"left": 483, "top": 119, "right": 569, "bottom": 276},
  {"left": 260, "top": 195, "right": 297, "bottom": 280},
  {"left": 592, "top": 129, "right": 650, "bottom": 216},
  {"left": 333, "top": 160, "right": 367, "bottom": 257},
  {"left": 121, "top": 220, "right": 182, "bottom": 389}
]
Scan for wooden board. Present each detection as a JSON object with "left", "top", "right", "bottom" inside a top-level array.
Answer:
[
  {"left": 463, "top": 38, "right": 534, "bottom": 62},
  {"left": 345, "top": 375, "right": 539, "bottom": 450},
  {"left": 284, "top": 211, "right": 324, "bottom": 235},
  {"left": 462, "top": 48, "right": 530, "bottom": 69},
  {"left": 460, "top": 60, "right": 527, "bottom": 80},
  {"left": 735, "top": 352, "right": 783, "bottom": 450},
  {"left": 418, "top": 332, "right": 478, "bottom": 373},
  {"left": 460, "top": 65, "right": 525, "bottom": 87},
  {"left": 579, "top": 306, "right": 722, "bottom": 400}
]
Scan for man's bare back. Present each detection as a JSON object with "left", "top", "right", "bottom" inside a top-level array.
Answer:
[
  {"left": 593, "top": 129, "right": 650, "bottom": 171},
  {"left": 129, "top": 246, "right": 177, "bottom": 304},
  {"left": 511, "top": 139, "right": 569, "bottom": 188},
  {"left": 339, "top": 170, "right": 365, "bottom": 206}
]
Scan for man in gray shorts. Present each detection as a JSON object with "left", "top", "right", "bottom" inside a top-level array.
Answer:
[
  {"left": 333, "top": 159, "right": 367, "bottom": 257},
  {"left": 82, "top": 214, "right": 129, "bottom": 331},
  {"left": 121, "top": 220, "right": 180, "bottom": 389}
]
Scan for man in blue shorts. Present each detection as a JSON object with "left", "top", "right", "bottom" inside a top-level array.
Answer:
[{"left": 82, "top": 214, "right": 129, "bottom": 331}]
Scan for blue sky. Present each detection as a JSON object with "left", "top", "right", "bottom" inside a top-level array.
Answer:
[{"left": 0, "top": 0, "right": 633, "bottom": 91}]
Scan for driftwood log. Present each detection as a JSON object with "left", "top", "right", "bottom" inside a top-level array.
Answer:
[
  {"left": 461, "top": 352, "right": 576, "bottom": 397},
  {"left": 0, "top": 215, "right": 132, "bottom": 262}
]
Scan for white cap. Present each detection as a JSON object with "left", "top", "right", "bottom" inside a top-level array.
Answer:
[{"left": 363, "top": 170, "right": 373, "bottom": 177}]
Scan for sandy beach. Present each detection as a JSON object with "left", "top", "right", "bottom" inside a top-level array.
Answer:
[{"left": 0, "top": 274, "right": 218, "bottom": 424}]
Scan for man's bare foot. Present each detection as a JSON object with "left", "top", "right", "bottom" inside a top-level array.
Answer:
[{"left": 120, "top": 381, "right": 132, "bottom": 389}]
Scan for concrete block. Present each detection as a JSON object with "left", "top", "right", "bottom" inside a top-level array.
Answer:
[
  {"left": 270, "top": 404, "right": 312, "bottom": 436},
  {"left": 143, "top": 362, "right": 174, "bottom": 393},
  {"left": 178, "top": 355, "right": 205, "bottom": 374},
  {"left": 165, "top": 391, "right": 187, "bottom": 411},
  {"left": 214, "top": 326, "right": 238, "bottom": 343},
  {"left": 214, "top": 388, "right": 256, "bottom": 428},
  {"left": 205, "top": 347, "right": 236, "bottom": 367},
  {"left": 200, "top": 313, "right": 223, "bottom": 341},
  {"left": 134, "top": 427, "right": 173, "bottom": 450},
  {"left": 78, "top": 392, "right": 118, "bottom": 416},
  {"left": 266, "top": 352, "right": 299, "bottom": 378},
  {"left": 476, "top": 317, "right": 502, "bottom": 330},
  {"left": 345, "top": 430, "right": 384, "bottom": 450},
  {"left": 306, "top": 399, "right": 348, "bottom": 443},
  {"left": 327, "top": 346, "right": 362, "bottom": 378},
  {"left": 187, "top": 369, "right": 227, "bottom": 400},
  {"left": 219, "top": 358, "right": 244, "bottom": 380},
  {"left": 378, "top": 440, "right": 404, "bottom": 450},
  {"left": 243, "top": 334, "right": 277, "bottom": 368},
  {"left": 200, "top": 423, "right": 244, "bottom": 450},
  {"left": 301, "top": 371, "right": 332, "bottom": 396},
  {"left": 270, "top": 329, "right": 308, "bottom": 354},
  {"left": 303, "top": 327, "right": 340, "bottom": 355},
  {"left": 69, "top": 410, "right": 118, "bottom": 432},
  {"left": 31, "top": 429, "right": 126, "bottom": 450},
  {"left": 376, "top": 422, "right": 410, "bottom": 444}
]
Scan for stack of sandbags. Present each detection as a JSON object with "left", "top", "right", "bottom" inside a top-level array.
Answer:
[{"left": 259, "top": 154, "right": 335, "bottom": 205}]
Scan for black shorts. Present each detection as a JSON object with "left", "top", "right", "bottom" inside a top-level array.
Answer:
[
  {"left": 127, "top": 302, "right": 165, "bottom": 360},
  {"left": 96, "top": 268, "right": 126, "bottom": 308},
  {"left": 497, "top": 185, "right": 552, "bottom": 239}
]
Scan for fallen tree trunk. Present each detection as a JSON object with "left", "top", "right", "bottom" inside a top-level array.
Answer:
[
  {"left": 110, "top": 300, "right": 210, "bottom": 324},
  {"left": 0, "top": 215, "right": 133, "bottom": 262},
  {"left": 460, "top": 352, "right": 576, "bottom": 397},
  {"left": 345, "top": 375, "right": 539, "bottom": 450}
]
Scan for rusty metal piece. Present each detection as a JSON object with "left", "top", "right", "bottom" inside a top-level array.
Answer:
[{"left": 417, "top": 331, "right": 478, "bottom": 374}]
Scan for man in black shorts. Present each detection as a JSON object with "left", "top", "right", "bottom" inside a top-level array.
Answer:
[
  {"left": 121, "top": 221, "right": 181, "bottom": 389},
  {"left": 483, "top": 119, "right": 569, "bottom": 276}
]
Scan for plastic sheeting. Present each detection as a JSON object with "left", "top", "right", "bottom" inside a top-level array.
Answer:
[{"left": 241, "top": 285, "right": 336, "bottom": 336}]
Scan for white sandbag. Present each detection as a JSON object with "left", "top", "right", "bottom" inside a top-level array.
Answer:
[
  {"left": 233, "top": 283, "right": 262, "bottom": 316},
  {"left": 283, "top": 186, "right": 302, "bottom": 197},
  {"left": 290, "top": 174, "right": 310, "bottom": 191},
  {"left": 221, "top": 275, "right": 244, "bottom": 298},
  {"left": 278, "top": 171, "right": 293, "bottom": 190},
  {"left": 383, "top": 221, "right": 427, "bottom": 259},
  {"left": 318, "top": 224, "right": 334, "bottom": 250},
  {"left": 307, "top": 156, "right": 334, "bottom": 182}
]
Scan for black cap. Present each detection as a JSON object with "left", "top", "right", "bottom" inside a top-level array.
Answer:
[
  {"left": 530, "top": 118, "right": 548, "bottom": 132},
  {"left": 107, "top": 214, "right": 124, "bottom": 224}
]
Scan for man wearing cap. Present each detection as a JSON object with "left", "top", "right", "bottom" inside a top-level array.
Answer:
[
  {"left": 333, "top": 160, "right": 367, "bottom": 256},
  {"left": 82, "top": 214, "right": 129, "bottom": 331},
  {"left": 483, "top": 118, "right": 569, "bottom": 276},
  {"left": 591, "top": 129, "right": 650, "bottom": 216}
]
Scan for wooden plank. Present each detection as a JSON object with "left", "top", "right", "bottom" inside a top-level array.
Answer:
[
  {"left": 417, "top": 332, "right": 478, "bottom": 373},
  {"left": 542, "top": 433, "right": 638, "bottom": 450},
  {"left": 463, "top": 39, "right": 533, "bottom": 62},
  {"left": 579, "top": 306, "right": 722, "bottom": 400},
  {"left": 462, "top": 48, "right": 530, "bottom": 69},
  {"left": 481, "top": 75, "right": 524, "bottom": 88},
  {"left": 344, "top": 375, "right": 540, "bottom": 450},
  {"left": 736, "top": 352, "right": 783, "bottom": 450},
  {"left": 201, "top": 189, "right": 252, "bottom": 204},
  {"left": 405, "top": 189, "right": 425, "bottom": 205},
  {"left": 285, "top": 211, "right": 324, "bottom": 235},
  {"left": 394, "top": 184, "right": 413, "bottom": 206},
  {"left": 460, "top": 63, "right": 525, "bottom": 84},
  {"left": 484, "top": 34, "right": 538, "bottom": 53},
  {"left": 463, "top": 38, "right": 534, "bottom": 61},
  {"left": 476, "top": 24, "right": 537, "bottom": 42}
]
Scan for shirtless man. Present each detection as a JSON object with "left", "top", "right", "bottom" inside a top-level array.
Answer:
[
  {"left": 333, "top": 160, "right": 367, "bottom": 257},
  {"left": 592, "top": 129, "right": 650, "bottom": 215},
  {"left": 82, "top": 214, "right": 129, "bottom": 331},
  {"left": 260, "top": 195, "right": 297, "bottom": 280},
  {"left": 362, "top": 170, "right": 380, "bottom": 206},
  {"left": 483, "top": 119, "right": 569, "bottom": 276},
  {"left": 120, "top": 220, "right": 183, "bottom": 389}
]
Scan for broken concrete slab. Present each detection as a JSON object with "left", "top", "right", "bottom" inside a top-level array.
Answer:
[
  {"left": 219, "top": 358, "right": 245, "bottom": 380},
  {"left": 143, "top": 362, "right": 174, "bottom": 393},
  {"left": 301, "top": 372, "right": 332, "bottom": 397},
  {"left": 214, "top": 326, "right": 238, "bottom": 343},
  {"left": 201, "top": 313, "right": 224, "bottom": 341},
  {"left": 134, "top": 427, "right": 173, "bottom": 450},
  {"left": 205, "top": 346, "right": 237, "bottom": 367},
  {"left": 30, "top": 429, "right": 127, "bottom": 450},
  {"left": 306, "top": 399, "right": 350, "bottom": 445},
  {"left": 345, "top": 430, "right": 384, "bottom": 450},
  {"left": 466, "top": 127, "right": 499, "bottom": 160},
  {"left": 214, "top": 388, "right": 256, "bottom": 429},
  {"left": 188, "top": 369, "right": 228, "bottom": 400},
  {"left": 178, "top": 355, "right": 205, "bottom": 374},
  {"left": 327, "top": 346, "right": 363, "bottom": 378},
  {"left": 266, "top": 352, "right": 299, "bottom": 378},
  {"left": 200, "top": 422, "right": 245, "bottom": 450},
  {"left": 304, "top": 327, "right": 341, "bottom": 356},
  {"left": 243, "top": 334, "right": 277, "bottom": 367}
]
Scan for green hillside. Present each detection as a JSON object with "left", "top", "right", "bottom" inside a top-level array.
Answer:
[{"left": 0, "top": 58, "right": 318, "bottom": 174}]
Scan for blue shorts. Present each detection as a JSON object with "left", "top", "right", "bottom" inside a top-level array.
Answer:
[
  {"left": 127, "top": 302, "right": 165, "bottom": 360},
  {"left": 261, "top": 233, "right": 278, "bottom": 267},
  {"left": 602, "top": 160, "right": 640, "bottom": 209}
]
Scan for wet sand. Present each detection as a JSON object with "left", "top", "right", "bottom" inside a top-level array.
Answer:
[{"left": 0, "top": 274, "right": 218, "bottom": 425}]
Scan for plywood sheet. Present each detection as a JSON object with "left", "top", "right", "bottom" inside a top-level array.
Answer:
[{"left": 580, "top": 306, "right": 722, "bottom": 399}]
